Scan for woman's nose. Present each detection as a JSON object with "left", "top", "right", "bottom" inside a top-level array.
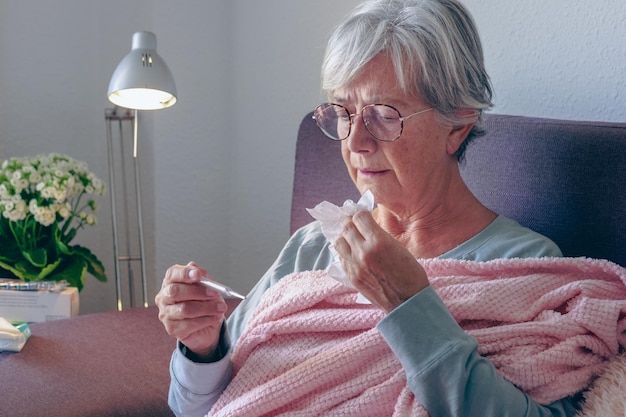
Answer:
[{"left": 346, "top": 114, "right": 377, "bottom": 152}]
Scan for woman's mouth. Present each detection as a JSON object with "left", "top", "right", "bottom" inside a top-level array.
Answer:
[{"left": 358, "top": 168, "right": 388, "bottom": 179}]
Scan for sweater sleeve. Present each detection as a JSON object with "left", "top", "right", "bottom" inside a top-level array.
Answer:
[
  {"left": 376, "top": 286, "right": 579, "bottom": 417},
  {"left": 168, "top": 342, "right": 232, "bottom": 417}
]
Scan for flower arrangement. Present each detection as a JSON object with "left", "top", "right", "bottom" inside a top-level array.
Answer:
[{"left": 0, "top": 153, "right": 107, "bottom": 290}]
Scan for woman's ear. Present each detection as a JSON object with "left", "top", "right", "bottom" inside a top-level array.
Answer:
[{"left": 445, "top": 109, "right": 478, "bottom": 155}]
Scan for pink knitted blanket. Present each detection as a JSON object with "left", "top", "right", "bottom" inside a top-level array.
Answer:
[{"left": 208, "top": 257, "right": 626, "bottom": 417}]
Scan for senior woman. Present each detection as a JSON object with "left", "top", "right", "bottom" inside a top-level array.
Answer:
[{"left": 156, "top": 0, "right": 578, "bottom": 416}]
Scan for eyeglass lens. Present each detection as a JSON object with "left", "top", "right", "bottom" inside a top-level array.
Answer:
[{"left": 314, "top": 104, "right": 403, "bottom": 142}]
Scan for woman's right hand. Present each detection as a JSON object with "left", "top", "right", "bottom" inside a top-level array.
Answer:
[{"left": 155, "top": 261, "right": 228, "bottom": 360}]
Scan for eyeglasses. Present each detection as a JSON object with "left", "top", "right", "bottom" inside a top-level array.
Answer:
[{"left": 312, "top": 103, "right": 433, "bottom": 142}]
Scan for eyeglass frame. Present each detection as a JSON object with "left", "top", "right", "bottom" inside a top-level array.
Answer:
[{"left": 312, "top": 102, "right": 434, "bottom": 142}]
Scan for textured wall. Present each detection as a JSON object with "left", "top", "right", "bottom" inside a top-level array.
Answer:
[{"left": 464, "top": 0, "right": 625, "bottom": 121}]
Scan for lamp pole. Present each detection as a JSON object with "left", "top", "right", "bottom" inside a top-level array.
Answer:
[{"left": 106, "top": 31, "right": 176, "bottom": 310}]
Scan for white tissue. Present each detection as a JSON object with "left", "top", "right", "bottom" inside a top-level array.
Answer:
[
  {"left": 0, "top": 317, "right": 30, "bottom": 352},
  {"left": 306, "top": 190, "right": 375, "bottom": 304}
]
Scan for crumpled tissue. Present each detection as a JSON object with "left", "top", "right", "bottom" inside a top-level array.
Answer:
[
  {"left": 0, "top": 317, "right": 31, "bottom": 352},
  {"left": 306, "top": 190, "right": 375, "bottom": 304}
]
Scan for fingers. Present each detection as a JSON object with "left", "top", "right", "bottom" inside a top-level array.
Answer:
[
  {"left": 155, "top": 261, "right": 227, "bottom": 322},
  {"left": 163, "top": 261, "right": 206, "bottom": 285},
  {"left": 334, "top": 211, "right": 378, "bottom": 259},
  {"left": 161, "top": 304, "right": 225, "bottom": 356},
  {"left": 351, "top": 210, "right": 378, "bottom": 232},
  {"left": 159, "top": 295, "right": 226, "bottom": 320},
  {"left": 160, "top": 301, "right": 224, "bottom": 339},
  {"left": 156, "top": 291, "right": 226, "bottom": 341},
  {"left": 157, "top": 263, "right": 219, "bottom": 304}
]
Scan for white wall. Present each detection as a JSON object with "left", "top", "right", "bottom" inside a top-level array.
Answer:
[
  {"left": 464, "top": 0, "right": 626, "bottom": 121},
  {"left": 0, "top": 0, "right": 624, "bottom": 315}
]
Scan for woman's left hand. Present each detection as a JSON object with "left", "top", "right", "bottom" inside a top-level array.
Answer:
[{"left": 333, "top": 210, "right": 430, "bottom": 312}]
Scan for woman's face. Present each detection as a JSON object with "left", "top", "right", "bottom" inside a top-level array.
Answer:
[{"left": 332, "top": 54, "right": 465, "bottom": 218}]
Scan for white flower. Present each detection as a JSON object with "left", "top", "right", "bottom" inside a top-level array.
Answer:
[
  {"left": 10, "top": 175, "right": 26, "bottom": 191},
  {"left": 29, "top": 171, "right": 42, "bottom": 184},
  {"left": 41, "top": 186, "right": 55, "bottom": 199},
  {"left": 1, "top": 153, "right": 106, "bottom": 237},
  {"left": 5, "top": 209, "right": 25, "bottom": 222},
  {"left": 34, "top": 206, "right": 56, "bottom": 226},
  {"left": 53, "top": 188, "right": 66, "bottom": 202},
  {"left": 14, "top": 199, "right": 27, "bottom": 215},
  {"left": 29, "top": 199, "right": 38, "bottom": 212},
  {"left": 58, "top": 203, "right": 70, "bottom": 219}
]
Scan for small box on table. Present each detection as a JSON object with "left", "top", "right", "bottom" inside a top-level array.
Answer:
[{"left": 0, "top": 286, "right": 79, "bottom": 323}]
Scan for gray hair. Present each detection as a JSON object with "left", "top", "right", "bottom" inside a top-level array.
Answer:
[{"left": 321, "top": 0, "right": 493, "bottom": 160}]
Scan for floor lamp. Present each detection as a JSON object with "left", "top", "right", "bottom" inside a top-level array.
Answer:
[{"left": 106, "top": 31, "right": 177, "bottom": 310}]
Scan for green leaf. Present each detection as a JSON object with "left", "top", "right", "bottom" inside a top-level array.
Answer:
[
  {"left": 0, "top": 257, "right": 61, "bottom": 281},
  {"left": 0, "top": 247, "right": 21, "bottom": 264},
  {"left": 72, "top": 245, "right": 107, "bottom": 283},
  {"left": 48, "top": 256, "right": 88, "bottom": 291},
  {"left": 64, "top": 228, "right": 77, "bottom": 244},
  {"left": 38, "top": 260, "right": 63, "bottom": 280},
  {"left": 56, "top": 238, "right": 71, "bottom": 255},
  {"left": 0, "top": 260, "right": 27, "bottom": 280},
  {"left": 22, "top": 247, "right": 48, "bottom": 267}
]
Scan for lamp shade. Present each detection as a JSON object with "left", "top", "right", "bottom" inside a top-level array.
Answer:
[{"left": 107, "top": 31, "right": 177, "bottom": 110}]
